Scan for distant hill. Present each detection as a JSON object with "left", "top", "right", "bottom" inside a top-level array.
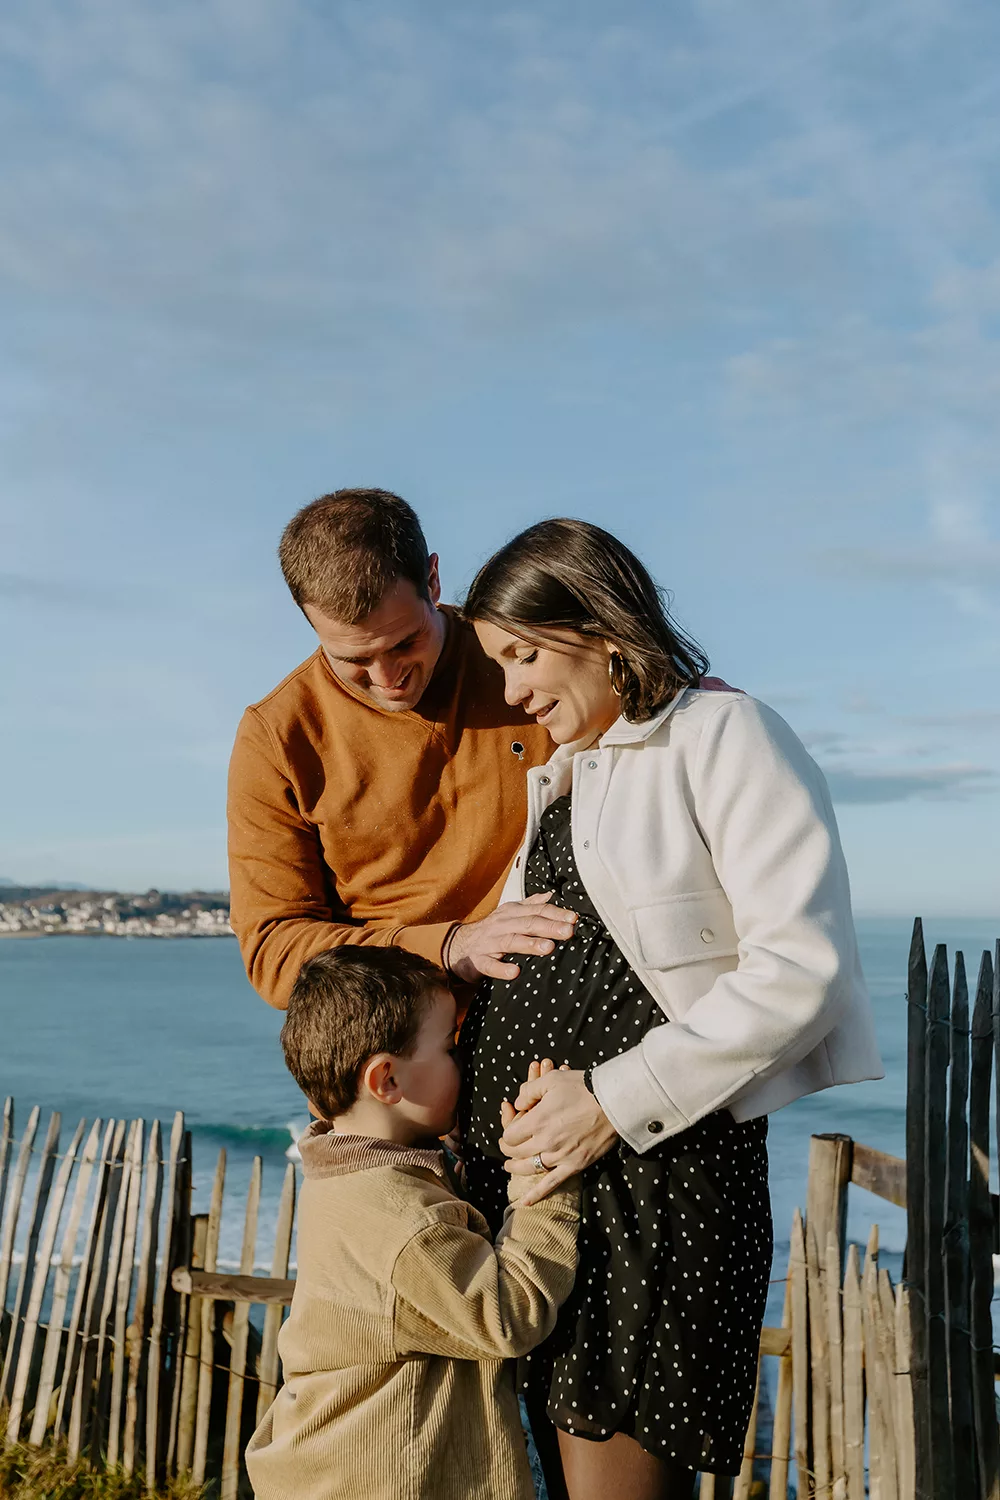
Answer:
[
  {"left": 0, "top": 886, "right": 229, "bottom": 906},
  {"left": 0, "top": 877, "right": 90, "bottom": 890}
]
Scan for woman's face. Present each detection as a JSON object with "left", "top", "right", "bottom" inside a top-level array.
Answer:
[{"left": 474, "top": 620, "right": 621, "bottom": 745}]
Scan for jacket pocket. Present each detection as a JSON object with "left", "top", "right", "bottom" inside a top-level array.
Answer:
[{"left": 628, "top": 888, "right": 739, "bottom": 971}]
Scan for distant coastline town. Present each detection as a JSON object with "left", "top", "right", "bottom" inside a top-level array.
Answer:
[{"left": 0, "top": 884, "right": 233, "bottom": 938}]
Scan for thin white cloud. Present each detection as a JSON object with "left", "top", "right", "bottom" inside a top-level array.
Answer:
[
  {"left": 824, "top": 764, "right": 996, "bottom": 804},
  {"left": 2, "top": 0, "right": 996, "bottom": 420},
  {"left": 819, "top": 540, "right": 1000, "bottom": 587}
]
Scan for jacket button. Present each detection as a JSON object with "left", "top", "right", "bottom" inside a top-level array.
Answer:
[
  {"left": 588, "top": 760, "right": 598, "bottom": 769},
  {"left": 700, "top": 928, "right": 714, "bottom": 943},
  {"left": 647, "top": 1120, "right": 664, "bottom": 1135},
  {"left": 539, "top": 775, "right": 550, "bottom": 785},
  {"left": 582, "top": 840, "right": 590, "bottom": 849}
]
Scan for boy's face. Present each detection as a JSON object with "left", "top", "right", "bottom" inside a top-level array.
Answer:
[{"left": 393, "top": 987, "right": 462, "bottom": 1138}]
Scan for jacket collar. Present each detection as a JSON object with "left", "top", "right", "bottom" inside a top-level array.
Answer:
[
  {"left": 298, "top": 1121, "right": 450, "bottom": 1182},
  {"left": 599, "top": 690, "right": 692, "bottom": 750},
  {"left": 532, "top": 687, "right": 689, "bottom": 769},
  {"left": 599, "top": 687, "right": 689, "bottom": 746}
]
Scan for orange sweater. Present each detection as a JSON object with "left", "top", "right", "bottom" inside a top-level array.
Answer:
[{"left": 227, "top": 610, "right": 551, "bottom": 1008}]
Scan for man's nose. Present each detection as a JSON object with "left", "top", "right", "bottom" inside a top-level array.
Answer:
[{"left": 369, "top": 658, "right": 405, "bottom": 689}]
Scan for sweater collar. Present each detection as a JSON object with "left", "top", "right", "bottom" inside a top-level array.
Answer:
[{"left": 298, "top": 1120, "right": 450, "bottom": 1182}]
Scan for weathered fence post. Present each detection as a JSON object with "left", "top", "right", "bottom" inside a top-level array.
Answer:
[
  {"left": 145, "top": 1111, "right": 185, "bottom": 1490},
  {"left": 165, "top": 1128, "right": 194, "bottom": 1477},
  {"left": 124, "top": 1119, "right": 164, "bottom": 1474},
  {"left": 193, "top": 1148, "right": 226, "bottom": 1486},
  {"left": 905, "top": 920, "right": 931, "bottom": 1500},
  {"left": 0, "top": 1105, "right": 40, "bottom": 1326},
  {"left": 257, "top": 1163, "right": 295, "bottom": 1423},
  {"left": 54, "top": 1118, "right": 118, "bottom": 1442},
  {"left": 6, "top": 1118, "right": 85, "bottom": 1441},
  {"left": 68, "top": 1117, "right": 128, "bottom": 1460},
  {"left": 944, "top": 954, "right": 976, "bottom": 1499},
  {"left": 924, "top": 944, "right": 955, "bottom": 1498},
  {"left": 221, "top": 1157, "right": 262, "bottom": 1500},
  {"left": 175, "top": 1213, "right": 209, "bottom": 1473},
  {"left": 790, "top": 1209, "right": 811, "bottom": 1497},
  {"left": 842, "top": 1244, "right": 864, "bottom": 1500},
  {"left": 0, "top": 1100, "right": 13, "bottom": 1242},
  {"left": 968, "top": 944, "right": 998, "bottom": 1499},
  {"left": 30, "top": 1117, "right": 103, "bottom": 1447}
]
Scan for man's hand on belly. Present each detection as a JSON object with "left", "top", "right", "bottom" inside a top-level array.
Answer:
[{"left": 446, "top": 892, "right": 578, "bottom": 983}]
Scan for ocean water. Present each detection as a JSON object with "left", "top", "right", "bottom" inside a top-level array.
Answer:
[{"left": 2, "top": 917, "right": 998, "bottom": 1296}]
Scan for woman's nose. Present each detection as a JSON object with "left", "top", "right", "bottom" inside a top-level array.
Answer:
[{"left": 504, "top": 671, "right": 529, "bottom": 707}]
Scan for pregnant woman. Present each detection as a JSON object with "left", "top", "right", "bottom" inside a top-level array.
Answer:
[{"left": 457, "top": 519, "right": 882, "bottom": 1500}]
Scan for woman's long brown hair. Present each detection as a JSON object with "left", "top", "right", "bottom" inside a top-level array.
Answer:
[{"left": 463, "top": 518, "right": 708, "bottom": 723}]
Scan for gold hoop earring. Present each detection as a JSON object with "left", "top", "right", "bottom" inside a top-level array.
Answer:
[{"left": 608, "top": 651, "right": 628, "bottom": 697}]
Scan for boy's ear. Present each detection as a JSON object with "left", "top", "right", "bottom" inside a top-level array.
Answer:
[{"left": 361, "top": 1053, "right": 402, "bottom": 1104}]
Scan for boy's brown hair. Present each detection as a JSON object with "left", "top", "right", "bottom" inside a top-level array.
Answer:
[
  {"left": 278, "top": 488, "right": 431, "bottom": 623},
  {"left": 281, "top": 946, "right": 449, "bottom": 1119}
]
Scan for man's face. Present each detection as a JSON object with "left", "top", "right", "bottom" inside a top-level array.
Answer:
[{"left": 305, "top": 559, "right": 445, "bottom": 713}]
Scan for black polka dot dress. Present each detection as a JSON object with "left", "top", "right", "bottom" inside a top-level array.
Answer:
[{"left": 459, "top": 795, "right": 773, "bottom": 1476}]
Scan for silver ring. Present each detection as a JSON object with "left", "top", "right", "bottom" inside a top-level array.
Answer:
[{"left": 532, "top": 1153, "right": 546, "bottom": 1173}]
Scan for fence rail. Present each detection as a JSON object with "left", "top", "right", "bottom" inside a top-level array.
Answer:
[{"left": 1, "top": 919, "right": 997, "bottom": 1498}]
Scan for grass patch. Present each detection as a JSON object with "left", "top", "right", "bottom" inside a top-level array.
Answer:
[{"left": 0, "top": 1432, "right": 203, "bottom": 1500}]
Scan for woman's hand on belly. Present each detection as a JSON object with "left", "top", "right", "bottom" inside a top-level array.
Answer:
[{"left": 499, "top": 1069, "right": 619, "bottom": 1205}]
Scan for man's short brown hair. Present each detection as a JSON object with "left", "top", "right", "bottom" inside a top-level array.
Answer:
[
  {"left": 280, "top": 946, "right": 448, "bottom": 1119},
  {"left": 278, "top": 488, "right": 431, "bottom": 623}
]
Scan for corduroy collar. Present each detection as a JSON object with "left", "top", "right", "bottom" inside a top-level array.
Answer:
[{"left": 298, "top": 1120, "right": 450, "bottom": 1182}]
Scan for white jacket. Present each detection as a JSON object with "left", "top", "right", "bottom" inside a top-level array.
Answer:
[{"left": 498, "top": 688, "right": 883, "bottom": 1153}]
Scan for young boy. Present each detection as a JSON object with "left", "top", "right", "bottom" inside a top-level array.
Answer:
[{"left": 245, "top": 945, "right": 580, "bottom": 1500}]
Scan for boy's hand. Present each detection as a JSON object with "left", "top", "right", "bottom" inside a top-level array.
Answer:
[
  {"left": 500, "top": 1057, "right": 559, "bottom": 1131},
  {"left": 501, "top": 1069, "right": 618, "bottom": 1205},
  {"left": 501, "top": 1059, "right": 571, "bottom": 1201}
]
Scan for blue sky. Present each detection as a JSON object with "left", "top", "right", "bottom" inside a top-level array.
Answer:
[{"left": 2, "top": 0, "right": 998, "bottom": 916}]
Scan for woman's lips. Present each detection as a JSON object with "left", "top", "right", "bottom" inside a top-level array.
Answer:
[{"left": 534, "top": 700, "right": 558, "bottom": 723}]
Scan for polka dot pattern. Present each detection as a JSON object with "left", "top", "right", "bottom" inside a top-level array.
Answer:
[{"left": 459, "top": 794, "right": 773, "bottom": 1476}]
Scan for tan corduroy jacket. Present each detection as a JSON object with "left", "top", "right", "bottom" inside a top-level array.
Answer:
[{"left": 245, "top": 1124, "right": 580, "bottom": 1500}]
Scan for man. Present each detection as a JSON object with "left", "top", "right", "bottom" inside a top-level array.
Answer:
[{"left": 227, "top": 488, "right": 575, "bottom": 1009}]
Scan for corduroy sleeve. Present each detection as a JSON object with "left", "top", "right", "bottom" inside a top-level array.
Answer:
[
  {"left": 227, "top": 707, "right": 458, "bottom": 1009},
  {"left": 391, "top": 1186, "right": 580, "bottom": 1361}
]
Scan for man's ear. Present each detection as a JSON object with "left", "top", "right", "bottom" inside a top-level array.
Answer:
[
  {"left": 427, "top": 553, "right": 442, "bottom": 606},
  {"left": 361, "top": 1053, "right": 402, "bottom": 1104}
]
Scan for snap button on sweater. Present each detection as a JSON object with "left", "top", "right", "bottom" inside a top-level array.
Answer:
[{"left": 700, "top": 927, "right": 715, "bottom": 943}]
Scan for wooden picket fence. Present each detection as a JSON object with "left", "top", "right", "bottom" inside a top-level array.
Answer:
[
  {"left": 724, "top": 920, "right": 999, "bottom": 1500},
  {"left": 0, "top": 1108, "right": 295, "bottom": 1498},
  {"left": 0, "top": 917, "right": 997, "bottom": 1497}
]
